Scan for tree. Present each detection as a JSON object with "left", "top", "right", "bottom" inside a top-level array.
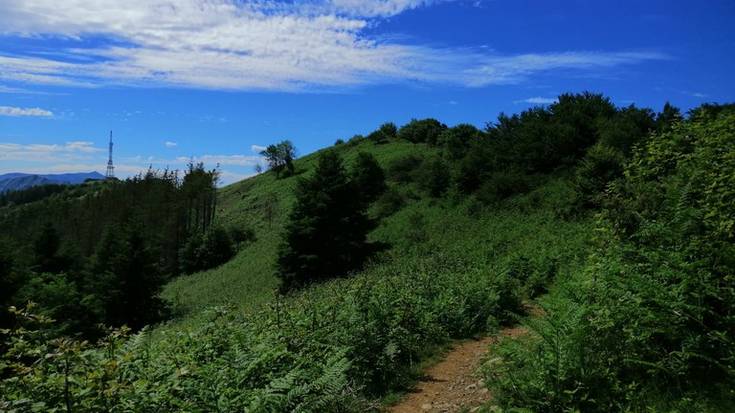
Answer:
[
  {"left": 656, "top": 102, "right": 682, "bottom": 132},
  {"left": 260, "top": 140, "right": 296, "bottom": 177},
  {"left": 398, "top": 118, "right": 447, "bottom": 145},
  {"left": 418, "top": 156, "right": 450, "bottom": 197},
  {"left": 181, "top": 162, "right": 219, "bottom": 234},
  {"left": 439, "top": 124, "right": 483, "bottom": 160},
  {"left": 276, "top": 150, "right": 376, "bottom": 292},
  {"left": 574, "top": 143, "right": 626, "bottom": 209},
  {"left": 33, "top": 222, "right": 70, "bottom": 274},
  {"left": 179, "top": 225, "right": 235, "bottom": 274},
  {"left": 350, "top": 152, "right": 386, "bottom": 205},
  {"left": 598, "top": 105, "right": 655, "bottom": 155},
  {"left": 368, "top": 122, "right": 397, "bottom": 144},
  {"left": 0, "top": 241, "right": 21, "bottom": 327},
  {"left": 90, "top": 225, "right": 167, "bottom": 330}
]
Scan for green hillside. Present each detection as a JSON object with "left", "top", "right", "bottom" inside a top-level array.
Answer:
[
  {"left": 2, "top": 97, "right": 733, "bottom": 412},
  {"left": 162, "top": 140, "right": 431, "bottom": 318}
]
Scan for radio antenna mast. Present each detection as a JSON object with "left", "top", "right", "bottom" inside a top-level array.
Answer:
[{"left": 106, "top": 130, "right": 115, "bottom": 179}]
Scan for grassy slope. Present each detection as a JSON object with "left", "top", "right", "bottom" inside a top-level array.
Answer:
[
  {"left": 161, "top": 140, "right": 434, "bottom": 318},
  {"left": 161, "top": 138, "right": 592, "bottom": 334}
]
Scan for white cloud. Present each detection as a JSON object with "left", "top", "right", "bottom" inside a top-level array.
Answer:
[
  {"left": 464, "top": 51, "right": 668, "bottom": 86},
  {"left": 250, "top": 144, "right": 267, "bottom": 153},
  {"left": 0, "top": 105, "right": 53, "bottom": 117},
  {"left": 0, "top": 141, "right": 102, "bottom": 162},
  {"left": 326, "top": 0, "right": 438, "bottom": 17},
  {"left": 0, "top": 1, "right": 667, "bottom": 91},
  {"left": 515, "top": 96, "right": 557, "bottom": 105},
  {"left": 164, "top": 141, "right": 177, "bottom": 148}
]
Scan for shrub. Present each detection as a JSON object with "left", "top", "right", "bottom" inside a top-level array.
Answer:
[
  {"left": 439, "top": 124, "right": 482, "bottom": 160},
  {"left": 476, "top": 170, "right": 533, "bottom": 204},
  {"left": 350, "top": 152, "right": 387, "bottom": 204},
  {"left": 180, "top": 226, "right": 236, "bottom": 274},
  {"left": 386, "top": 155, "right": 423, "bottom": 183},
  {"left": 228, "top": 226, "right": 255, "bottom": 247},
  {"left": 373, "top": 188, "right": 405, "bottom": 218},
  {"left": 397, "top": 118, "right": 446, "bottom": 144},
  {"left": 368, "top": 122, "right": 398, "bottom": 144},
  {"left": 347, "top": 134, "right": 365, "bottom": 146},
  {"left": 416, "top": 156, "right": 450, "bottom": 197},
  {"left": 574, "top": 143, "right": 625, "bottom": 209}
]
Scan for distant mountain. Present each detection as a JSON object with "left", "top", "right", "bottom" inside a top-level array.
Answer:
[{"left": 0, "top": 172, "right": 105, "bottom": 193}]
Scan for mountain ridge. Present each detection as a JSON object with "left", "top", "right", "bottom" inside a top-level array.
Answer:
[{"left": 0, "top": 171, "right": 105, "bottom": 193}]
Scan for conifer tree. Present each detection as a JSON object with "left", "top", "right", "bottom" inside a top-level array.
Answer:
[
  {"left": 276, "top": 150, "right": 375, "bottom": 292},
  {"left": 0, "top": 241, "right": 20, "bottom": 327},
  {"left": 350, "top": 152, "right": 386, "bottom": 205}
]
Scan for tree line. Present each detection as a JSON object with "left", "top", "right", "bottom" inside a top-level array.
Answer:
[{"left": 0, "top": 163, "right": 246, "bottom": 337}]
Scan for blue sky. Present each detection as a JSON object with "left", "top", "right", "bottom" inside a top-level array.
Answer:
[{"left": 1, "top": 0, "right": 733, "bottom": 184}]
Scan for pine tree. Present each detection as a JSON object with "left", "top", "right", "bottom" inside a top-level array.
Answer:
[
  {"left": 350, "top": 152, "right": 386, "bottom": 205},
  {"left": 90, "top": 224, "right": 166, "bottom": 329},
  {"left": 276, "top": 150, "right": 376, "bottom": 292},
  {"left": 0, "top": 241, "right": 20, "bottom": 327},
  {"left": 33, "top": 222, "right": 66, "bottom": 273}
]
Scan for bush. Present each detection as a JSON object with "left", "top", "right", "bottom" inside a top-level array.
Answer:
[
  {"left": 368, "top": 122, "right": 397, "bottom": 144},
  {"left": 228, "top": 226, "right": 255, "bottom": 247},
  {"left": 347, "top": 134, "right": 364, "bottom": 146},
  {"left": 180, "top": 226, "right": 236, "bottom": 274},
  {"left": 416, "top": 156, "right": 450, "bottom": 197},
  {"left": 476, "top": 170, "right": 533, "bottom": 204},
  {"left": 574, "top": 143, "right": 625, "bottom": 209},
  {"left": 439, "top": 124, "right": 482, "bottom": 160},
  {"left": 386, "top": 155, "right": 423, "bottom": 183},
  {"left": 373, "top": 188, "right": 405, "bottom": 218},
  {"left": 397, "top": 118, "right": 446, "bottom": 144},
  {"left": 350, "top": 152, "right": 387, "bottom": 204}
]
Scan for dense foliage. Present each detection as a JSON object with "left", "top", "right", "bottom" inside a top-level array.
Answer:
[
  {"left": 486, "top": 105, "right": 735, "bottom": 412},
  {"left": 0, "top": 164, "right": 231, "bottom": 337}
]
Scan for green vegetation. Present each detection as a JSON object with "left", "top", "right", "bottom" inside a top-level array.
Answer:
[
  {"left": 485, "top": 104, "right": 735, "bottom": 412},
  {"left": 1, "top": 93, "right": 733, "bottom": 411},
  {"left": 0, "top": 164, "right": 229, "bottom": 337}
]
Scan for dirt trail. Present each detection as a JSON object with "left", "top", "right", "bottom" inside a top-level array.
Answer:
[{"left": 387, "top": 325, "right": 529, "bottom": 413}]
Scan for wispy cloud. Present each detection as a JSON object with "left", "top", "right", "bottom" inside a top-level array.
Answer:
[
  {"left": 515, "top": 96, "right": 557, "bottom": 105},
  {"left": 0, "top": 141, "right": 101, "bottom": 162},
  {"left": 0, "top": 1, "right": 666, "bottom": 91},
  {"left": 250, "top": 144, "right": 267, "bottom": 153},
  {"left": 164, "top": 141, "right": 177, "bottom": 148},
  {"left": 0, "top": 105, "right": 54, "bottom": 117}
]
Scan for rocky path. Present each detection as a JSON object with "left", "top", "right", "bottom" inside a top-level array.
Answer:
[{"left": 387, "top": 325, "right": 529, "bottom": 413}]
